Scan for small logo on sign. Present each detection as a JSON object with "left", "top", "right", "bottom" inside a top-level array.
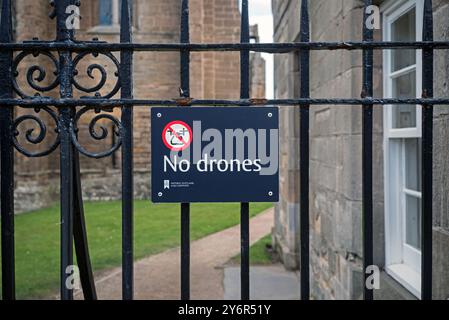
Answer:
[
  {"left": 164, "top": 180, "right": 170, "bottom": 189},
  {"left": 162, "top": 121, "right": 192, "bottom": 151}
]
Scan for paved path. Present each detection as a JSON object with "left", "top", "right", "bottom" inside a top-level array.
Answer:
[
  {"left": 224, "top": 265, "right": 300, "bottom": 300},
  {"left": 74, "top": 208, "right": 274, "bottom": 300}
]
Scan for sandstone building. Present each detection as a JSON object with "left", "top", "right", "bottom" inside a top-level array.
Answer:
[
  {"left": 10, "top": 0, "right": 265, "bottom": 212},
  {"left": 273, "top": 0, "right": 449, "bottom": 299}
]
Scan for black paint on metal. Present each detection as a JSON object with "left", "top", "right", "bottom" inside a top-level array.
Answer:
[
  {"left": 73, "top": 152, "right": 97, "bottom": 300},
  {"left": 421, "top": 0, "right": 434, "bottom": 301},
  {"left": 362, "top": 0, "right": 374, "bottom": 301},
  {"left": 240, "top": 202, "right": 250, "bottom": 301},
  {"left": 120, "top": 0, "right": 134, "bottom": 301},
  {"left": 181, "top": 202, "right": 190, "bottom": 300},
  {"left": 56, "top": 0, "right": 76, "bottom": 301},
  {"left": 1, "top": 41, "right": 449, "bottom": 53},
  {"left": 1, "top": 97, "right": 449, "bottom": 107},
  {"left": 0, "top": 0, "right": 15, "bottom": 301},
  {"left": 240, "top": 0, "right": 250, "bottom": 301},
  {"left": 180, "top": 0, "right": 191, "bottom": 301},
  {"left": 299, "top": 0, "right": 310, "bottom": 301}
]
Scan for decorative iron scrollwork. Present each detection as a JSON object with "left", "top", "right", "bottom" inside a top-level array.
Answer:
[
  {"left": 70, "top": 106, "right": 122, "bottom": 159},
  {"left": 12, "top": 49, "right": 121, "bottom": 99},
  {"left": 12, "top": 106, "right": 60, "bottom": 157},
  {"left": 73, "top": 51, "right": 121, "bottom": 99},
  {"left": 12, "top": 51, "right": 60, "bottom": 98},
  {"left": 11, "top": 29, "right": 123, "bottom": 158}
]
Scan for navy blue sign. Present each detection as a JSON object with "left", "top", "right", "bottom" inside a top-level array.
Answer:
[{"left": 151, "top": 107, "right": 279, "bottom": 203}]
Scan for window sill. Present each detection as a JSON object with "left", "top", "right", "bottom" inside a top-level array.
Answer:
[
  {"left": 86, "top": 25, "right": 121, "bottom": 35},
  {"left": 386, "top": 263, "right": 421, "bottom": 298}
]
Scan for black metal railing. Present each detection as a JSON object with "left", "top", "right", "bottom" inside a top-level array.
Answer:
[{"left": 0, "top": 0, "right": 443, "bottom": 301}]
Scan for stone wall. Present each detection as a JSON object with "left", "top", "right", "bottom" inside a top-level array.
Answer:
[
  {"left": 9, "top": 0, "right": 265, "bottom": 213},
  {"left": 272, "top": 0, "right": 449, "bottom": 300},
  {"left": 13, "top": 0, "right": 59, "bottom": 212},
  {"left": 250, "top": 25, "right": 266, "bottom": 98},
  {"left": 272, "top": 0, "right": 301, "bottom": 270},
  {"left": 430, "top": 0, "right": 449, "bottom": 300}
]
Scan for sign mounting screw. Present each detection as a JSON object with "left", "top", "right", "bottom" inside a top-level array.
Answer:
[
  {"left": 268, "top": 191, "right": 273, "bottom": 196},
  {"left": 157, "top": 113, "right": 162, "bottom": 118},
  {"left": 268, "top": 112, "right": 273, "bottom": 118},
  {"left": 158, "top": 192, "right": 163, "bottom": 197}
]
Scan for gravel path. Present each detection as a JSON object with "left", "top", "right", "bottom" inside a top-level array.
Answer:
[{"left": 74, "top": 208, "right": 274, "bottom": 300}]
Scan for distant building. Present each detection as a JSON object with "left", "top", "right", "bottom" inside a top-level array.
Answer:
[
  {"left": 272, "top": 0, "right": 449, "bottom": 299},
  {"left": 10, "top": 0, "right": 265, "bottom": 212}
]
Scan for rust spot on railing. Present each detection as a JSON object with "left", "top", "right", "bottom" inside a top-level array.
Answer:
[
  {"left": 249, "top": 98, "right": 268, "bottom": 105},
  {"left": 175, "top": 97, "right": 193, "bottom": 106}
]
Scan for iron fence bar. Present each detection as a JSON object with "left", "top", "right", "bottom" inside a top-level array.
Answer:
[
  {"left": 56, "top": 0, "right": 76, "bottom": 301},
  {"left": 180, "top": 203, "right": 190, "bottom": 300},
  {"left": 240, "top": 0, "right": 250, "bottom": 301},
  {"left": 362, "top": 0, "right": 374, "bottom": 301},
  {"left": 0, "top": 0, "right": 15, "bottom": 300},
  {"left": 120, "top": 0, "right": 134, "bottom": 300},
  {"left": 240, "top": 202, "right": 250, "bottom": 300},
  {"left": 421, "top": 0, "right": 434, "bottom": 301},
  {"left": 299, "top": 0, "right": 310, "bottom": 301},
  {"left": 1, "top": 98, "right": 449, "bottom": 107},
  {"left": 1, "top": 41, "right": 449, "bottom": 52},
  {"left": 180, "top": 0, "right": 191, "bottom": 301},
  {"left": 73, "top": 152, "right": 97, "bottom": 300}
]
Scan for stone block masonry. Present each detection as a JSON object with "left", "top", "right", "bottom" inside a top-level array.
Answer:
[{"left": 272, "top": 0, "right": 449, "bottom": 300}]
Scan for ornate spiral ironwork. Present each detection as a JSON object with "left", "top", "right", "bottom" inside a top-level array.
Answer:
[
  {"left": 12, "top": 51, "right": 60, "bottom": 98},
  {"left": 70, "top": 106, "right": 122, "bottom": 159},
  {"left": 12, "top": 106, "right": 60, "bottom": 157},
  {"left": 73, "top": 52, "right": 121, "bottom": 99}
]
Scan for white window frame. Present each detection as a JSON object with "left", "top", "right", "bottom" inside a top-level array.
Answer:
[
  {"left": 89, "top": 0, "right": 121, "bottom": 34},
  {"left": 382, "top": 0, "right": 424, "bottom": 299},
  {"left": 110, "top": 0, "right": 121, "bottom": 27}
]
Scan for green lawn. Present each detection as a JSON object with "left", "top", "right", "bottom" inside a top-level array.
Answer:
[
  {"left": 231, "top": 233, "right": 274, "bottom": 265},
  {"left": 0, "top": 201, "right": 272, "bottom": 299}
]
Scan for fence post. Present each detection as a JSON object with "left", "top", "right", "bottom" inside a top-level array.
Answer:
[
  {"left": 0, "top": 0, "right": 15, "bottom": 301},
  {"left": 56, "top": 0, "right": 77, "bottom": 301},
  {"left": 120, "top": 0, "right": 134, "bottom": 301},
  {"left": 299, "top": 0, "right": 310, "bottom": 301},
  {"left": 421, "top": 0, "right": 434, "bottom": 301},
  {"left": 180, "top": 0, "right": 191, "bottom": 301},
  {"left": 240, "top": 0, "right": 250, "bottom": 301},
  {"left": 362, "top": 0, "right": 374, "bottom": 301}
]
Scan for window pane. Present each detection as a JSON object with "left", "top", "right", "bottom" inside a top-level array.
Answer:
[
  {"left": 391, "top": 8, "right": 416, "bottom": 72},
  {"left": 99, "top": 0, "right": 113, "bottom": 25},
  {"left": 405, "top": 194, "right": 421, "bottom": 250},
  {"left": 405, "top": 138, "right": 422, "bottom": 191},
  {"left": 392, "top": 71, "right": 416, "bottom": 128}
]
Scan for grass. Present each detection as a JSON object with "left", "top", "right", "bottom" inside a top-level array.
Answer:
[
  {"left": 0, "top": 201, "right": 272, "bottom": 299},
  {"left": 230, "top": 233, "right": 274, "bottom": 265}
]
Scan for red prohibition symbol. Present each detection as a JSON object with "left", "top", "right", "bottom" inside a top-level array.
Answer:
[{"left": 162, "top": 120, "right": 193, "bottom": 151}]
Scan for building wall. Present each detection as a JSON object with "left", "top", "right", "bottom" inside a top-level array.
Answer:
[
  {"left": 10, "top": 0, "right": 265, "bottom": 212},
  {"left": 272, "top": 0, "right": 301, "bottom": 270},
  {"left": 430, "top": 0, "right": 449, "bottom": 301},
  {"left": 13, "top": 0, "right": 59, "bottom": 212},
  {"left": 250, "top": 25, "right": 267, "bottom": 98},
  {"left": 273, "top": 0, "right": 449, "bottom": 300}
]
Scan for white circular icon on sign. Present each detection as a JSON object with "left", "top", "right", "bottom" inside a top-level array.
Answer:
[{"left": 162, "top": 120, "right": 192, "bottom": 151}]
